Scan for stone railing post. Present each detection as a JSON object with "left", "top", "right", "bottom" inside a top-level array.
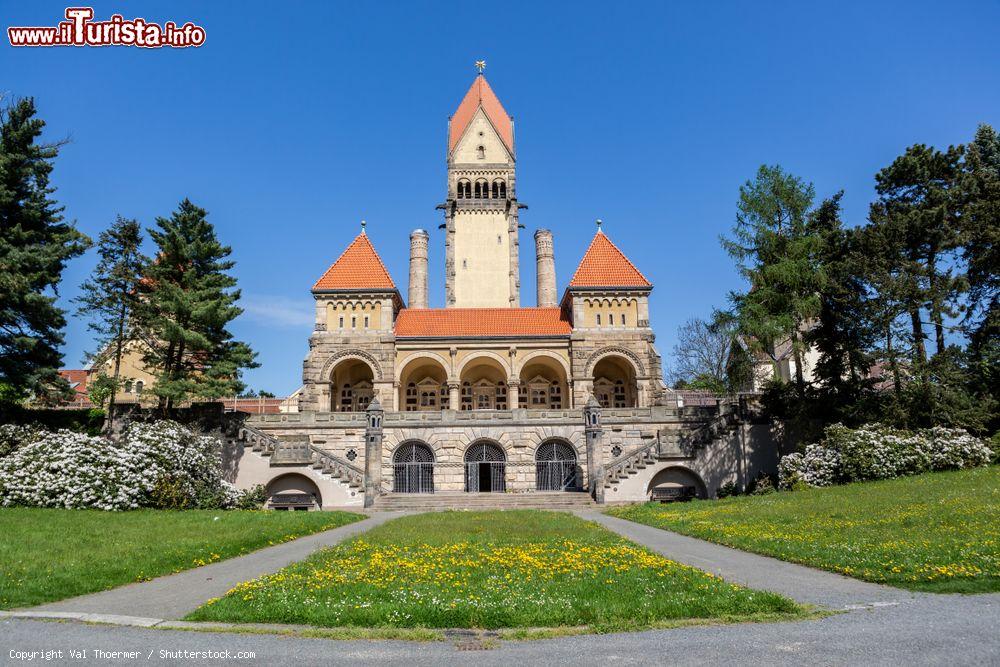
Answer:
[
  {"left": 584, "top": 395, "right": 605, "bottom": 504},
  {"left": 364, "top": 397, "right": 384, "bottom": 508}
]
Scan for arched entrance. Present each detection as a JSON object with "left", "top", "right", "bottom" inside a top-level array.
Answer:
[
  {"left": 647, "top": 466, "right": 708, "bottom": 500},
  {"left": 329, "top": 358, "right": 375, "bottom": 412},
  {"left": 397, "top": 355, "right": 449, "bottom": 412},
  {"left": 392, "top": 441, "right": 435, "bottom": 494},
  {"left": 266, "top": 473, "right": 322, "bottom": 510},
  {"left": 464, "top": 441, "right": 506, "bottom": 492},
  {"left": 535, "top": 440, "right": 580, "bottom": 491},
  {"left": 592, "top": 355, "right": 638, "bottom": 408}
]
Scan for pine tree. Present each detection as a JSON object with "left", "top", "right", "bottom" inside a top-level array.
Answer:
[
  {"left": 870, "top": 143, "right": 965, "bottom": 362},
  {"left": 720, "top": 164, "right": 822, "bottom": 397},
  {"left": 138, "top": 199, "right": 257, "bottom": 410},
  {"left": 960, "top": 124, "right": 1000, "bottom": 428},
  {"left": 73, "top": 215, "right": 145, "bottom": 427},
  {"left": 0, "top": 97, "right": 90, "bottom": 404},
  {"left": 802, "top": 193, "right": 880, "bottom": 422}
]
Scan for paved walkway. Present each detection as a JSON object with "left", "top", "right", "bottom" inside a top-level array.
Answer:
[
  {"left": 27, "top": 512, "right": 403, "bottom": 620},
  {"left": 5, "top": 592, "right": 1000, "bottom": 665},
  {"left": 578, "top": 510, "right": 908, "bottom": 608}
]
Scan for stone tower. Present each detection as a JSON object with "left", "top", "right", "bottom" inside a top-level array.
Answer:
[
  {"left": 534, "top": 228, "right": 557, "bottom": 307},
  {"left": 442, "top": 73, "right": 520, "bottom": 308},
  {"left": 408, "top": 229, "right": 429, "bottom": 309}
]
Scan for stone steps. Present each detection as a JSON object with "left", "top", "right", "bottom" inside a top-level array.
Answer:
[{"left": 374, "top": 491, "right": 596, "bottom": 511}]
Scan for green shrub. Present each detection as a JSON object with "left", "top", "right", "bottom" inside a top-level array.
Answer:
[{"left": 716, "top": 481, "right": 740, "bottom": 498}]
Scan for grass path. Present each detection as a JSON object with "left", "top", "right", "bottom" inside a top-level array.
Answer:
[
  {"left": 188, "top": 510, "right": 804, "bottom": 631},
  {"left": 0, "top": 508, "right": 364, "bottom": 609},
  {"left": 608, "top": 466, "right": 1000, "bottom": 593}
]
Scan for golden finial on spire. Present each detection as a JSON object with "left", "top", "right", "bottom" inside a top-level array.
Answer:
[{"left": 475, "top": 60, "right": 486, "bottom": 74}]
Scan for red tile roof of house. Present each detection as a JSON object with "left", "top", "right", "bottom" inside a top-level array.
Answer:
[
  {"left": 449, "top": 75, "right": 514, "bottom": 155},
  {"left": 568, "top": 231, "right": 652, "bottom": 289},
  {"left": 395, "top": 308, "right": 571, "bottom": 337},
  {"left": 59, "top": 369, "right": 89, "bottom": 396},
  {"left": 312, "top": 232, "right": 397, "bottom": 291}
]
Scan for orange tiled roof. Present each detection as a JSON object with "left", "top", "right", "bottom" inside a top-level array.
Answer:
[
  {"left": 395, "top": 308, "right": 570, "bottom": 337},
  {"left": 312, "top": 232, "right": 396, "bottom": 291},
  {"left": 449, "top": 75, "right": 514, "bottom": 155},
  {"left": 568, "top": 231, "right": 651, "bottom": 289}
]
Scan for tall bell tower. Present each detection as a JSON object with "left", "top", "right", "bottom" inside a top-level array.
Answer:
[{"left": 442, "top": 63, "right": 521, "bottom": 308}]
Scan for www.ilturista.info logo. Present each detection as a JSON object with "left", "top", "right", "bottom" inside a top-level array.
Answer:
[{"left": 8, "top": 7, "right": 206, "bottom": 48}]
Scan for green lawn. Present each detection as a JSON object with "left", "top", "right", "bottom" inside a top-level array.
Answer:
[
  {"left": 188, "top": 510, "right": 802, "bottom": 631},
  {"left": 609, "top": 466, "right": 1000, "bottom": 593},
  {"left": 0, "top": 509, "right": 364, "bottom": 609}
]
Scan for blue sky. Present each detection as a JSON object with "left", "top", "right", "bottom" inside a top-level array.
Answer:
[{"left": 4, "top": 1, "right": 998, "bottom": 395}]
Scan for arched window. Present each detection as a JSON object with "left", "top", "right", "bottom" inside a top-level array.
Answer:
[
  {"left": 134, "top": 380, "right": 144, "bottom": 394},
  {"left": 499, "top": 181, "right": 507, "bottom": 198},
  {"left": 474, "top": 181, "right": 482, "bottom": 199},
  {"left": 460, "top": 381, "right": 473, "bottom": 410},
  {"left": 613, "top": 379, "right": 627, "bottom": 408},
  {"left": 496, "top": 380, "right": 507, "bottom": 411},
  {"left": 124, "top": 380, "right": 134, "bottom": 393},
  {"left": 477, "top": 145, "right": 485, "bottom": 159},
  {"left": 439, "top": 384, "right": 450, "bottom": 410},
  {"left": 491, "top": 181, "right": 500, "bottom": 198},
  {"left": 595, "top": 313, "right": 601, "bottom": 326},
  {"left": 340, "top": 383, "right": 353, "bottom": 411},
  {"left": 405, "top": 382, "right": 417, "bottom": 411},
  {"left": 549, "top": 380, "right": 562, "bottom": 409}
]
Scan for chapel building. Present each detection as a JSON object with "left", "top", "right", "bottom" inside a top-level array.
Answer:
[{"left": 298, "top": 73, "right": 669, "bottom": 416}]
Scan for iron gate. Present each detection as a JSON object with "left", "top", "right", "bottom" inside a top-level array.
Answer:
[
  {"left": 392, "top": 442, "right": 435, "bottom": 493},
  {"left": 535, "top": 441, "right": 580, "bottom": 491},
  {"left": 464, "top": 441, "right": 507, "bottom": 492}
]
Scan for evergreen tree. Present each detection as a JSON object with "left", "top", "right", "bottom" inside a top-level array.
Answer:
[
  {"left": 869, "top": 143, "right": 965, "bottom": 362},
  {"left": 960, "top": 124, "right": 1000, "bottom": 429},
  {"left": 804, "top": 193, "right": 877, "bottom": 416},
  {"left": 73, "top": 215, "right": 145, "bottom": 427},
  {"left": 0, "top": 97, "right": 90, "bottom": 404},
  {"left": 138, "top": 199, "right": 257, "bottom": 410},
  {"left": 720, "top": 164, "right": 822, "bottom": 397}
]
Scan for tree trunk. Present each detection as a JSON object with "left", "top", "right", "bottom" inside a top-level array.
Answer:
[
  {"left": 158, "top": 339, "right": 176, "bottom": 413},
  {"left": 791, "top": 329, "right": 806, "bottom": 397},
  {"left": 106, "top": 299, "right": 128, "bottom": 434},
  {"left": 887, "top": 326, "right": 902, "bottom": 398},
  {"left": 909, "top": 308, "right": 926, "bottom": 366},
  {"left": 927, "top": 254, "right": 946, "bottom": 355}
]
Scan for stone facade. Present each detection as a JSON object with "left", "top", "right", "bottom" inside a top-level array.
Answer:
[{"left": 234, "top": 71, "right": 780, "bottom": 508}]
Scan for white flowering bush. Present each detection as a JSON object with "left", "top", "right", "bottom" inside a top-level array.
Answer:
[
  {"left": 0, "top": 420, "right": 256, "bottom": 511},
  {"left": 0, "top": 424, "right": 42, "bottom": 458},
  {"left": 778, "top": 423, "right": 993, "bottom": 490}
]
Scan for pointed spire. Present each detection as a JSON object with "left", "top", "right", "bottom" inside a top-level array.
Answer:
[
  {"left": 312, "top": 232, "right": 396, "bottom": 291},
  {"left": 449, "top": 73, "right": 513, "bottom": 155},
  {"left": 568, "top": 229, "right": 651, "bottom": 289}
]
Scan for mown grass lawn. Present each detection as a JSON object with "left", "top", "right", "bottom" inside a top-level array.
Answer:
[
  {"left": 0, "top": 508, "right": 364, "bottom": 609},
  {"left": 609, "top": 466, "right": 1000, "bottom": 593},
  {"left": 188, "top": 510, "right": 803, "bottom": 631}
]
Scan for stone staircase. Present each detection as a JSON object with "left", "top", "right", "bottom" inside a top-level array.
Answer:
[
  {"left": 601, "top": 400, "right": 741, "bottom": 490},
  {"left": 374, "top": 490, "right": 597, "bottom": 512},
  {"left": 238, "top": 424, "right": 364, "bottom": 490}
]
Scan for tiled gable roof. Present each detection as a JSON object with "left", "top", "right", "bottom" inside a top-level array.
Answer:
[
  {"left": 312, "top": 232, "right": 396, "bottom": 291},
  {"left": 568, "top": 231, "right": 651, "bottom": 289},
  {"left": 395, "top": 307, "right": 570, "bottom": 338},
  {"left": 449, "top": 75, "right": 514, "bottom": 155}
]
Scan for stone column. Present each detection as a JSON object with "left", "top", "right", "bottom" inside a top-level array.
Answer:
[
  {"left": 408, "top": 229, "right": 429, "bottom": 309},
  {"left": 363, "top": 397, "right": 384, "bottom": 508},
  {"left": 507, "top": 379, "right": 520, "bottom": 410},
  {"left": 445, "top": 210, "right": 456, "bottom": 307},
  {"left": 534, "top": 229, "right": 557, "bottom": 307},
  {"left": 583, "top": 395, "right": 605, "bottom": 503},
  {"left": 448, "top": 381, "right": 460, "bottom": 411}
]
